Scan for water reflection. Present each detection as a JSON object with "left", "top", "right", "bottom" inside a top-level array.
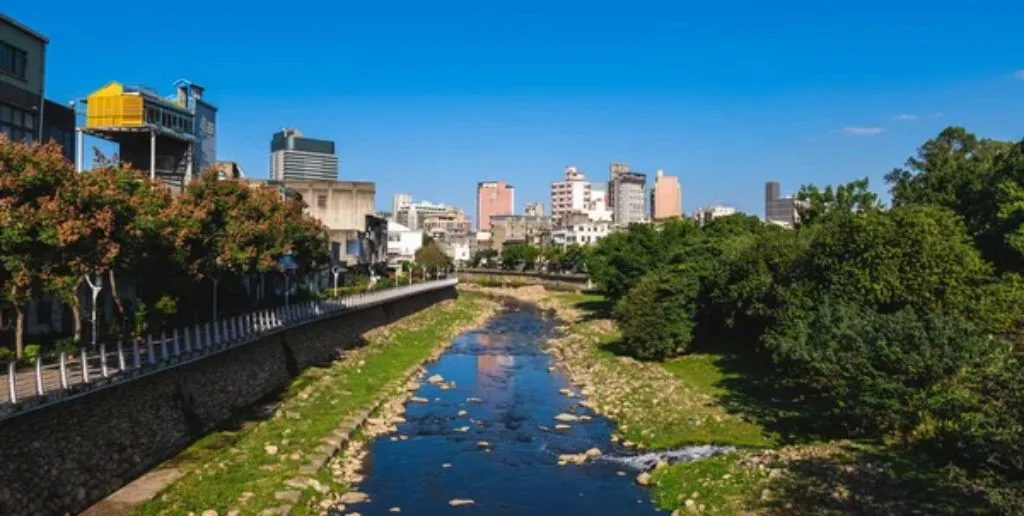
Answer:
[{"left": 353, "top": 305, "right": 659, "bottom": 515}]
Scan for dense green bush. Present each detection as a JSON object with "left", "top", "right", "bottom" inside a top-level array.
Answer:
[
  {"left": 765, "top": 300, "right": 1011, "bottom": 438},
  {"left": 614, "top": 265, "right": 700, "bottom": 360},
  {"left": 20, "top": 344, "right": 41, "bottom": 365},
  {"left": 0, "top": 347, "right": 13, "bottom": 362}
]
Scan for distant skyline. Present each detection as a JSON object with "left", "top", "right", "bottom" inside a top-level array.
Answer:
[{"left": 7, "top": 1, "right": 1024, "bottom": 218}]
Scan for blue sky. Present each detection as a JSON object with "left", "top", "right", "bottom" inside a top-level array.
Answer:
[{"left": 9, "top": 1, "right": 1024, "bottom": 219}]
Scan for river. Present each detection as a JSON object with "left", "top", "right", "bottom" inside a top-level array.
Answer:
[{"left": 342, "top": 302, "right": 662, "bottom": 514}]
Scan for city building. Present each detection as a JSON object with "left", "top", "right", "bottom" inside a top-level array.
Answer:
[
  {"left": 270, "top": 128, "right": 338, "bottom": 182},
  {"left": 611, "top": 171, "right": 647, "bottom": 225},
  {"left": 651, "top": 170, "right": 682, "bottom": 220},
  {"left": 550, "top": 166, "right": 591, "bottom": 219},
  {"left": 524, "top": 201, "right": 545, "bottom": 217},
  {"left": 440, "top": 233, "right": 473, "bottom": 263},
  {"left": 213, "top": 160, "right": 246, "bottom": 180},
  {"left": 394, "top": 199, "right": 468, "bottom": 235},
  {"left": 82, "top": 80, "right": 215, "bottom": 190},
  {"left": 586, "top": 188, "right": 613, "bottom": 222},
  {"left": 392, "top": 193, "right": 412, "bottom": 217},
  {"left": 765, "top": 181, "right": 799, "bottom": 227},
  {"left": 0, "top": 14, "right": 75, "bottom": 160},
  {"left": 248, "top": 178, "right": 375, "bottom": 265},
  {"left": 386, "top": 220, "right": 423, "bottom": 264},
  {"left": 552, "top": 221, "right": 612, "bottom": 248},
  {"left": 694, "top": 205, "right": 737, "bottom": 225},
  {"left": 489, "top": 215, "right": 552, "bottom": 252},
  {"left": 477, "top": 180, "right": 515, "bottom": 231},
  {"left": 607, "top": 162, "right": 630, "bottom": 209}
]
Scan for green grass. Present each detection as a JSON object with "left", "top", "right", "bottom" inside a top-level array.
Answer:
[
  {"left": 134, "top": 293, "right": 486, "bottom": 515},
  {"left": 650, "top": 453, "right": 766, "bottom": 514}
]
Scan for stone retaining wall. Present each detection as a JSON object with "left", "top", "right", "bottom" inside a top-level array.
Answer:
[
  {"left": 0, "top": 287, "right": 456, "bottom": 516},
  {"left": 457, "top": 270, "right": 590, "bottom": 291}
]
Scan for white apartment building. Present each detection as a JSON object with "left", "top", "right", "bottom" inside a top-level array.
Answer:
[
  {"left": 386, "top": 220, "right": 423, "bottom": 264},
  {"left": 694, "top": 205, "right": 737, "bottom": 225},
  {"left": 550, "top": 166, "right": 591, "bottom": 219},
  {"left": 552, "top": 221, "right": 612, "bottom": 248}
]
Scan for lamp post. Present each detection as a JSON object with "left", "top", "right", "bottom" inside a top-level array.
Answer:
[
  {"left": 331, "top": 264, "right": 343, "bottom": 294},
  {"left": 84, "top": 274, "right": 104, "bottom": 348}
]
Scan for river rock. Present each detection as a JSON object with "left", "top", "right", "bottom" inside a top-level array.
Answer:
[
  {"left": 274, "top": 490, "right": 301, "bottom": 503},
  {"left": 557, "top": 453, "right": 587, "bottom": 465},
  {"left": 457, "top": 410, "right": 467, "bottom": 416},
  {"left": 449, "top": 499, "right": 475, "bottom": 507},
  {"left": 466, "top": 397, "right": 483, "bottom": 403},
  {"left": 585, "top": 447, "right": 602, "bottom": 458},
  {"left": 477, "top": 441, "right": 490, "bottom": 448},
  {"left": 406, "top": 382, "right": 421, "bottom": 391},
  {"left": 264, "top": 445, "right": 278, "bottom": 455},
  {"left": 339, "top": 491, "right": 370, "bottom": 504},
  {"left": 390, "top": 508, "right": 401, "bottom": 513},
  {"left": 455, "top": 426, "right": 470, "bottom": 433},
  {"left": 554, "top": 424, "right": 571, "bottom": 431},
  {"left": 409, "top": 396, "right": 429, "bottom": 404},
  {"left": 201, "top": 511, "right": 218, "bottom": 516},
  {"left": 579, "top": 415, "right": 592, "bottom": 423},
  {"left": 559, "top": 388, "right": 575, "bottom": 397},
  {"left": 391, "top": 416, "right": 407, "bottom": 424},
  {"left": 636, "top": 472, "right": 652, "bottom": 486},
  {"left": 554, "top": 413, "right": 578, "bottom": 422},
  {"left": 427, "top": 374, "right": 444, "bottom": 384}
]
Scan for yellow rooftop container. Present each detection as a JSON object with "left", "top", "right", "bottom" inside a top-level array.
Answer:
[{"left": 86, "top": 82, "right": 144, "bottom": 128}]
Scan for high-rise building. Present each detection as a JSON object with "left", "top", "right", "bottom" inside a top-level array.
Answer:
[
  {"left": 607, "top": 162, "right": 630, "bottom": 209},
  {"left": 765, "top": 181, "right": 798, "bottom": 227},
  {"left": 476, "top": 181, "right": 515, "bottom": 231},
  {"left": 585, "top": 188, "right": 613, "bottom": 222},
  {"left": 694, "top": 205, "right": 737, "bottom": 225},
  {"left": 524, "top": 201, "right": 545, "bottom": 217},
  {"left": 393, "top": 193, "right": 412, "bottom": 217},
  {"left": 270, "top": 128, "right": 339, "bottom": 181},
  {"left": 83, "top": 80, "right": 214, "bottom": 190},
  {"left": 1, "top": 14, "right": 76, "bottom": 161},
  {"left": 612, "top": 171, "right": 647, "bottom": 225},
  {"left": 650, "top": 170, "right": 682, "bottom": 220},
  {"left": 550, "top": 166, "right": 591, "bottom": 219}
]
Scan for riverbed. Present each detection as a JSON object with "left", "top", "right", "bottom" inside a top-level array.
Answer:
[{"left": 347, "top": 303, "right": 660, "bottom": 514}]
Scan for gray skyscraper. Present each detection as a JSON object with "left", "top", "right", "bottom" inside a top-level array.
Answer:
[
  {"left": 612, "top": 171, "right": 647, "bottom": 225},
  {"left": 765, "top": 181, "right": 797, "bottom": 227},
  {"left": 270, "top": 128, "right": 339, "bottom": 181}
]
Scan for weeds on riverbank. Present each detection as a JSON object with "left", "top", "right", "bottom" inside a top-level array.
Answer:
[{"left": 134, "top": 293, "right": 489, "bottom": 516}]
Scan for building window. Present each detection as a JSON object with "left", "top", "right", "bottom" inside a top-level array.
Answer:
[
  {"left": 317, "top": 194, "right": 328, "bottom": 208},
  {"left": 36, "top": 299, "right": 52, "bottom": 326},
  {"left": 0, "top": 103, "right": 37, "bottom": 144},
  {"left": 0, "top": 42, "right": 28, "bottom": 80}
]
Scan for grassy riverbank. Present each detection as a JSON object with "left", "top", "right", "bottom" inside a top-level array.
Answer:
[
  {"left": 134, "top": 292, "right": 492, "bottom": 516},
  {"left": 546, "top": 292, "right": 992, "bottom": 515}
]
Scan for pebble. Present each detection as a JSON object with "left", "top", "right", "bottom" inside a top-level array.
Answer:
[
  {"left": 477, "top": 441, "right": 490, "bottom": 448},
  {"left": 409, "top": 396, "right": 429, "bottom": 403},
  {"left": 554, "top": 413, "right": 578, "bottom": 422},
  {"left": 636, "top": 472, "right": 652, "bottom": 486},
  {"left": 264, "top": 445, "right": 278, "bottom": 455},
  {"left": 554, "top": 424, "right": 571, "bottom": 431},
  {"left": 339, "top": 491, "right": 370, "bottom": 504},
  {"left": 449, "top": 499, "right": 475, "bottom": 507},
  {"left": 442, "top": 463, "right": 452, "bottom": 468},
  {"left": 457, "top": 410, "right": 468, "bottom": 416},
  {"left": 427, "top": 374, "right": 445, "bottom": 384},
  {"left": 201, "top": 511, "right": 217, "bottom": 516},
  {"left": 390, "top": 508, "right": 401, "bottom": 513}
]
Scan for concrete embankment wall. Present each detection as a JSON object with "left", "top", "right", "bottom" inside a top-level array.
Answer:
[
  {"left": 0, "top": 287, "right": 457, "bottom": 516},
  {"left": 457, "top": 270, "right": 590, "bottom": 291}
]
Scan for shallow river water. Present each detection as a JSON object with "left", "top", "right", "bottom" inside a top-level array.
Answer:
[{"left": 349, "top": 304, "right": 664, "bottom": 514}]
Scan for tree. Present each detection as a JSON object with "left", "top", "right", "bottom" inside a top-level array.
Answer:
[
  {"left": 469, "top": 249, "right": 497, "bottom": 268},
  {"left": 500, "top": 244, "right": 539, "bottom": 270},
  {"left": 415, "top": 240, "right": 451, "bottom": 269},
  {"left": 0, "top": 138, "right": 75, "bottom": 357},
  {"left": 541, "top": 246, "right": 565, "bottom": 272},
  {"left": 795, "top": 177, "right": 883, "bottom": 226},
  {"left": 614, "top": 264, "right": 701, "bottom": 360}
]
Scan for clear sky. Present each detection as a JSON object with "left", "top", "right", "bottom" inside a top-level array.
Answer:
[{"left": 8, "top": 1, "right": 1024, "bottom": 219}]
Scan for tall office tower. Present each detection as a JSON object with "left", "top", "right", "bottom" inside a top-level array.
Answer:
[
  {"left": 764, "top": 181, "right": 797, "bottom": 227},
  {"left": 476, "top": 181, "right": 515, "bottom": 231},
  {"left": 612, "top": 171, "right": 647, "bottom": 225},
  {"left": 650, "top": 169, "right": 682, "bottom": 220},
  {"left": 550, "top": 166, "right": 591, "bottom": 220},
  {"left": 270, "top": 128, "right": 339, "bottom": 181}
]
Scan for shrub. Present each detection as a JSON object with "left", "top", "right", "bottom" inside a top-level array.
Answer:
[
  {"left": 0, "top": 347, "right": 13, "bottom": 363},
  {"left": 614, "top": 265, "right": 701, "bottom": 360},
  {"left": 20, "top": 344, "right": 42, "bottom": 365},
  {"left": 52, "top": 337, "right": 79, "bottom": 357},
  {"left": 764, "top": 300, "right": 1012, "bottom": 439}
]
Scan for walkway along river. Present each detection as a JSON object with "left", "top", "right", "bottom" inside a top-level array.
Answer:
[{"left": 331, "top": 302, "right": 727, "bottom": 514}]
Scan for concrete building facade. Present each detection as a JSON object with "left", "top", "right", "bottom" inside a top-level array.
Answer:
[
  {"left": 0, "top": 14, "right": 75, "bottom": 160},
  {"left": 651, "top": 170, "right": 682, "bottom": 220},
  {"left": 490, "top": 215, "right": 552, "bottom": 252},
  {"left": 270, "top": 128, "right": 338, "bottom": 182},
  {"left": 386, "top": 220, "right": 423, "bottom": 263},
  {"left": 550, "top": 166, "right": 591, "bottom": 219},
  {"left": 612, "top": 171, "right": 647, "bottom": 225},
  {"left": 392, "top": 193, "right": 412, "bottom": 217},
  {"left": 477, "top": 180, "right": 515, "bottom": 231},
  {"left": 524, "top": 201, "right": 545, "bottom": 217},
  {"left": 552, "top": 221, "right": 612, "bottom": 248},
  {"left": 694, "top": 205, "right": 737, "bottom": 225}
]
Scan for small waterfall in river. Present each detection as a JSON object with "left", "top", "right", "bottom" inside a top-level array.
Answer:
[{"left": 600, "top": 445, "right": 735, "bottom": 470}]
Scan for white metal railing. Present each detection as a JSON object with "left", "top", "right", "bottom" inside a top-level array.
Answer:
[{"left": 0, "top": 279, "right": 458, "bottom": 412}]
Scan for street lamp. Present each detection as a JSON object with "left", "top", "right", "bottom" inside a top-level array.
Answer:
[
  {"left": 84, "top": 273, "right": 104, "bottom": 348},
  {"left": 277, "top": 254, "right": 298, "bottom": 309},
  {"left": 331, "top": 264, "right": 346, "bottom": 294}
]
